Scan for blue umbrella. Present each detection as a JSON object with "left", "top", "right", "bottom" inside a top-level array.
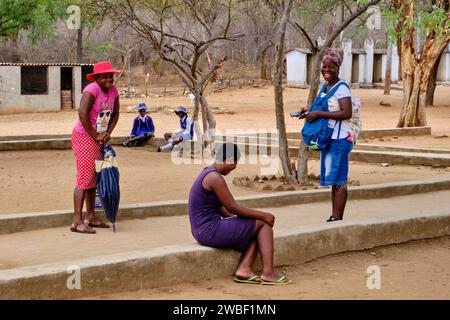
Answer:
[{"left": 96, "top": 144, "right": 120, "bottom": 232}]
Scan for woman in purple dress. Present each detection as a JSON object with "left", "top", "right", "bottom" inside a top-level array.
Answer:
[{"left": 188, "top": 142, "right": 291, "bottom": 285}]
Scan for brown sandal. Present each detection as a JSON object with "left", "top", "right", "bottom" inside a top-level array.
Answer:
[
  {"left": 84, "top": 217, "right": 110, "bottom": 228},
  {"left": 70, "top": 223, "right": 96, "bottom": 234}
]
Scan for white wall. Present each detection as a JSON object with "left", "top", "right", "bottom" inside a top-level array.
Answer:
[
  {"left": 364, "top": 39, "right": 374, "bottom": 84},
  {"left": 339, "top": 39, "right": 353, "bottom": 84},
  {"left": 286, "top": 51, "right": 308, "bottom": 87},
  {"left": 437, "top": 45, "right": 450, "bottom": 82},
  {"left": 358, "top": 54, "right": 367, "bottom": 83},
  {"left": 0, "top": 66, "right": 60, "bottom": 115},
  {"left": 73, "top": 66, "right": 82, "bottom": 109}
]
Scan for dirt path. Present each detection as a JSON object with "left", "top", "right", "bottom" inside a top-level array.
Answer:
[
  {"left": 0, "top": 148, "right": 449, "bottom": 214},
  {"left": 88, "top": 236, "right": 450, "bottom": 300},
  {"left": 1, "top": 86, "right": 449, "bottom": 139}
]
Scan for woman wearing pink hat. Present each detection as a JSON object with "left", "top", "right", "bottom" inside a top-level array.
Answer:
[{"left": 71, "top": 61, "right": 121, "bottom": 234}]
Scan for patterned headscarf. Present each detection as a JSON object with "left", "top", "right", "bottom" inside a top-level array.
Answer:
[{"left": 322, "top": 47, "right": 344, "bottom": 67}]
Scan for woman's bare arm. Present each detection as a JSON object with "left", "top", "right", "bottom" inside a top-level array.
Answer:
[
  {"left": 218, "top": 206, "right": 236, "bottom": 218},
  {"left": 78, "top": 92, "right": 100, "bottom": 140},
  {"left": 203, "top": 172, "right": 275, "bottom": 226}
]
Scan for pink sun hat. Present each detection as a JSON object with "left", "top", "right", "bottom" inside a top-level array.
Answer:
[{"left": 86, "top": 61, "right": 121, "bottom": 82}]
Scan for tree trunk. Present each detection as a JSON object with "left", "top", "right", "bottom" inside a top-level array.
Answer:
[
  {"left": 306, "top": 53, "right": 324, "bottom": 108},
  {"left": 397, "top": 66, "right": 428, "bottom": 127},
  {"left": 384, "top": 41, "right": 393, "bottom": 95},
  {"left": 260, "top": 45, "right": 273, "bottom": 80},
  {"left": 76, "top": 26, "right": 83, "bottom": 63},
  {"left": 397, "top": 7, "right": 450, "bottom": 127},
  {"left": 200, "top": 94, "right": 216, "bottom": 155},
  {"left": 205, "top": 51, "right": 218, "bottom": 83},
  {"left": 425, "top": 55, "right": 440, "bottom": 106},
  {"left": 296, "top": 140, "right": 308, "bottom": 184},
  {"left": 274, "top": 0, "right": 296, "bottom": 184}
]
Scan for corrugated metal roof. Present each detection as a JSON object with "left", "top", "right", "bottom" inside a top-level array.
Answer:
[{"left": 0, "top": 63, "right": 94, "bottom": 66}]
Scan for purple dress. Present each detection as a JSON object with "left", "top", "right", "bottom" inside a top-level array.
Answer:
[{"left": 188, "top": 167, "right": 256, "bottom": 252}]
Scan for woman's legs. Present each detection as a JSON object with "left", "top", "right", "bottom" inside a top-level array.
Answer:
[
  {"left": 332, "top": 184, "right": 348, "bottom": 220},
  {"left": 235, "top": 240, "right": 259, "bottom": 278},
  {"left": 84, "top": 188, "right": 96, "bottom": 221},
  {"left": 235, "top": 220, "right": 288, "bottom": 282},
  {"left": 73, "top": 188, "right": 86, "bottom": 225},
  {"left": 73, "top": 188, "right": 95, "bottom": 233}
]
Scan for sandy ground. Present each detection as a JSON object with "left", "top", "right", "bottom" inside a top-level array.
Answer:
[
  {"left": 1, "top": 86, "right": 450, "bottom": 139},
  {"left": 0, "top": 148, "right": 449, "bottom": 214},
  {"left": 87, "top": 236, "right": 450, "bottom": 300},
  {"left": 1, "top": 190, "right": 449, "bottom": 270},
  {"left": 0, "top": 85, "right": 449, "bottom": 215}
]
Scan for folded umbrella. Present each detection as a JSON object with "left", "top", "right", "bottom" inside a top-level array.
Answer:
[{"left": 95, "top": 144, "right": 120, "bottom": 232}]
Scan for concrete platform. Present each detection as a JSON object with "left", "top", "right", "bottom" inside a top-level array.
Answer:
[
  {"left": 286, "top": 127, "right": 431, "bottom": 140},
  {"left": 306, "top": 149, "right": 450, "bottom": 167},
  {"left": 354, "top": 143, "right": 450, "bottom": 154},
  {"left": 2, "top": 178, "right": 450, "bottom": 235},
  {"left": 0, "top": 127, "right": 431, "bottom": 152},
  {"left": 1, "top": 206, "right": 448, "bottom": 299},
  {"left": 0, "top": 136, "right": 165, "bottom": 151}
]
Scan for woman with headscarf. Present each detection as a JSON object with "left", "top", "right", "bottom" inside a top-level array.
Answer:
[{"left": 300, "top": 47, "right": 353, "bottom": 222}]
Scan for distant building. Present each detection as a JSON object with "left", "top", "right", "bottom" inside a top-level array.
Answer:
[
  {"left": 0, "top": 63, "right": 93, "bottom": 115},
  {"left": 285, "top": 48, "right": 312, "bottom": 88},
  {"left": 285, "top": 41, "right": 450, "bottom": 88}
]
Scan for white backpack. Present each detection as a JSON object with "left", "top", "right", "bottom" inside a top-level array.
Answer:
[{"left": 327, "top": 95, "right": 362, "bottom": 144}]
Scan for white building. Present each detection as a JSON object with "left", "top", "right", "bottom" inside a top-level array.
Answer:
[
  {"left": 285, "top": 48, "right": 312, "bottom": 88},
  {"left": 285, "top": 39, "right": 450, "bottom": 87},
  {"left": 0, "top": 63, "right": 93, "bottom": 115}
]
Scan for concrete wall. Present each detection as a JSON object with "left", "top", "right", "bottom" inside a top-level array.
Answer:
[
  {"left": 0, "top": 66, "right": 61, "bottom": 115},
  {"left": 381, "top": 45, "right": 399, "bottom": 83},
  {"left": 286, "top": 50, "right": 308, "bottom": 87},
  {"left": 364, "top": 39, "right": 374, "bottom": 84},
  {"left": 339, "top": 39, "right": 353, "bottom": 84},
  {"left": 437, "top": 45, "right": 450, "bottom": 82},
  {"left": 73, "top": 66, "right": 82, "bottom": 109}
]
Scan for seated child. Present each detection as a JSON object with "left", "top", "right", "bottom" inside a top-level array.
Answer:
[
  {"left": 158, "top": 106, "right": 193, "bottom": 152},
  {"left": 123, "top": 102, "right": 155, "bottom": 147}
]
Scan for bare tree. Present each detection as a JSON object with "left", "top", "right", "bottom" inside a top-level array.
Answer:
[
  {"left": 266, "top": 0, "right": 381, "bottom": 184},
  {"left": 243, "top": 0, "right": 278, "bottom": 80},
  {"left": 384, "top": 40, "right": 393, "bottom": 95},
  {"left": 102, "top": 0, "right": 244, "bottom": 153},
  {"left": 274, "top": 0, "right": 296, "bottom": 184}
]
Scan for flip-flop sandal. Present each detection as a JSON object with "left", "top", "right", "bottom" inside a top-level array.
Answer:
[
  {"left": 233, "top": 275, "right": 261, "bottom": 284},
  {"left": 70, "top": 223, "right": 96, "bottom": 234},
  {"left": 260, "top": 276, "right": 292, "bottom": 285},
  {"left": 85, "top": 218, "right": 110, "bottom": 228}
]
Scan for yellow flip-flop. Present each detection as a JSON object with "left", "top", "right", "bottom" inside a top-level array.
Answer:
[
  {"left": 233, "top": 275, "right": 261, "bottom": 284},
  {"left": 260, "top": 276, "right": 292, "bottom": 285}
]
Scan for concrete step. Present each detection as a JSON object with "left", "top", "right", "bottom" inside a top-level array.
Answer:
[
  {"left": 287, "top": 127, "right": 431, "bottom": 140},
  {"left": 2, "top": 178, "right": 450, "bottom": 235},
  {"left": 1, "top": 190, "right": 449, "bottom": 299},
  {"left": 291, "top": 148, "right": 450, "bottom": 167},
  {"left": 0, "top": 136, "right": 165, "bottom": 151},
  {"left": 355, "top": 143, "right": 450, "bottom": 154}
]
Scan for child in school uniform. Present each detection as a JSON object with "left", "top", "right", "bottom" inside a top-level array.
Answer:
[
  {"left": 158, "top": 106, "right": 194, "bottom": 152},
  {"left": 123, "top": 102, "right": 155, "bottom": 147}
]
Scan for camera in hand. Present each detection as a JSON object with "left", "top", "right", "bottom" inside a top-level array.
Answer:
[{"left": 290, "top": 110, "right": 308, "bottom": 117}]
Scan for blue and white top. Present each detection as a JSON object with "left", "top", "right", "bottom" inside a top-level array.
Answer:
[
  {"left": 175, "top": 115, "right": 194, "bottom": 140},
  {"left": 319, "top": 81, "right": 352, "bottom": 140}
]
